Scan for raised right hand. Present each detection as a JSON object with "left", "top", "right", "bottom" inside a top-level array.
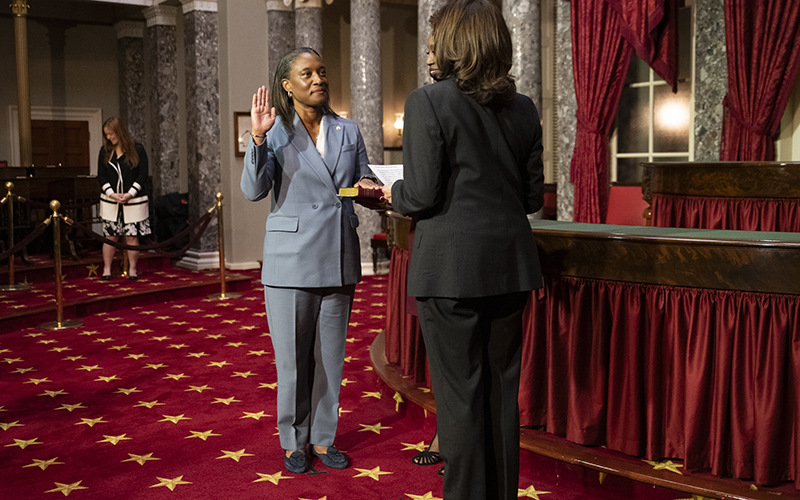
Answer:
[{"left": 251, "top": 86, "right": 276, "bottom": 143}]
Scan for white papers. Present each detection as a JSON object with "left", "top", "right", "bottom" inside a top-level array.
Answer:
[{"left": 368, "top": 164, "right": 404, "bottom": 185}]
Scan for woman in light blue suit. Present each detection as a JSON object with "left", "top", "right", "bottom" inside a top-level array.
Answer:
[{"left": 240, "top": 47, "right": 375, "bottom": 474}]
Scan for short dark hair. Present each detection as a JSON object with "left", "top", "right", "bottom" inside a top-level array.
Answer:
[
  {"left": 431, "top": 0, "right": 516, "bottom": 105},
  {"left": 270, "top": 47, "right": 334, "bottom": 133}
]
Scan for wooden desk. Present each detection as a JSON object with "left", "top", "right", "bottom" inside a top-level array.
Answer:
[
  {"left": 384, "top": 215, "right": 800, "bottom": 488},
  {"left": 641, "top": 161, "right": 800, "bottom": 231}
]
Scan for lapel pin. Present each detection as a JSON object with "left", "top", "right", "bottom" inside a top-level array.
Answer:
[{"left": 336, "top": 126, "right": 341, "bottom": 131}]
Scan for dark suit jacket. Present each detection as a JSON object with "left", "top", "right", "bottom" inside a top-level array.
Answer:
[{"left": 391, "top": 79, "right": 544, "bottom": 298}]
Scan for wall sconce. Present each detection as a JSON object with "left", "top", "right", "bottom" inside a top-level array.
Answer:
[{"left": 394, "top": 113, "right": 404, "bottom": 136}]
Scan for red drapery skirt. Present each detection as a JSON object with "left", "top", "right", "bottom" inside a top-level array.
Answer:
[
  {"left": 519, "top": 275, "right": 800, "bottom": 487},
  {"left": 652, "top": 193, "right": 800, "bottom": 232}
]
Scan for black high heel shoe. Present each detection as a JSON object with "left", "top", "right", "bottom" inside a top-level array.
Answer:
[{"left": 412, "top": 429, "right": 442, "bottom": 466}]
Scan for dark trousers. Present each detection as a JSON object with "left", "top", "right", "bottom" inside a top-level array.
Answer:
[{"left": 417, "top": 291, "right": 529, "bottom": 500}]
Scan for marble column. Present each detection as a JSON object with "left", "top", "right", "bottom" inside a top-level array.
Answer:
[
  {"left": 266, "top": 0, "right": 295, "bottom": 83},
  {"left": 503, "top": 0, "right": 542, "bottom": 112},
  {"left": 180, "top": 0, "right": 221, "bottom": 267},
  {"left": 417, "top": 0, "right": 447, "bottom": 87},
  {"left": 351, "top": 0, "right": 383, "bottom": 269},
  {"left": 555, "top": 0, "right": 576, "bottom": 221},
  {"left": 144, "top": 5, "right": 180, "bottom": 198},
  {"left": 693, "top": 0, "right": 726, "bottom": 161},
  {"left": 115, "top": 21, "right": 146, "bottom": 146},
  {"left": 295, "top": 0, "right": 322, "bottom": 53}
]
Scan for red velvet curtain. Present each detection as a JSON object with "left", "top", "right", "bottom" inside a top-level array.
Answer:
[
  {"left": 606, "top": 0, "right": 679, "bottom": 91},
  {"left": 519, "top": 276, "right": 800, "bottom": 487},
  {"left": 570, "top": 0, "right": 633, "bottom": 223},
  {"left": 384, "top": 246, "right": 430, "bottom": 386},
  {"left": 652, "top": 193, "right": 800, "bottom": 232},
  {"left": 720, "top": 0, "right": 800, "bottom": 161}
]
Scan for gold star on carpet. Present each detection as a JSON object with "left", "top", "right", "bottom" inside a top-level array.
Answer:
[
  {"left": 253, "top": 471, "right": 293, "bottom": 485},
  {"left": 186, "top": 384, "right": 213, "bottom": 393},
  {"left": 125, "top": 354, "right": 147, "bottom": 360},
  {"left": 361, "top": 391, "right": 381, "bottom": 399},
  {"left": 344, "top": 356, "right": 360, "bottom": 362},
  {"left": 122, "top": 452, "right": 161, "bottom": 465},
  {"left": 401, "top": 441, "right": 427, "bottom": 452},
  {"left": 86, "top": 263, "right": 99, "bottom": 277},
  {"left": 0, "top": 349, "right": 9, "bottom": 354},
  {"left": 393, "top": 392, "right": 404, "bottom": 411},
  {"left": 204, "top": 314, "right": 220, "bottom": 318},
  {"left": 78, "top": 365, "right": 101, "bottom": 372},
  {"left": 206, "top": 334, "right": 224, "bottom": 339},
  {"left": 155, "top": 316, "right": 171, "bottom": 320},
  {"left": 134, "top": 401, "right": 164, "bottom": 409},
  {"left": 121, "top": 322, "right": 136, "bottom": 327},
  {"left": 248, "top": 350, "right": 268, "bottom": 356},
  {"left": 50, "top": 347, "right": 71, "bottom": 353},
  {"left": 95, "top": 375, "right": 120, "bottom": 383},
  {"left": 518, "top": 485, "right": 551, "bottom": 499},
  {"left": 93, "top": 337, "right": 114, "bottom": 343},
  {"left": 24, "top": 377, "right": 51, "bottom": 385},
  {"left": 643, "top": 459, "right": 683, "bottom": 475},
  {"left": 168, "top": 344, "right": 188, "bottom": 349},
  {"left": 77, "top": 330, "right": 98, "bottom": 336},
  {"left": 56, "top": 403, "right": 87, "bottom": 412},
  {"left": 24, "top": 332, "right": 44, "bottom": 337},
  {"left": 188, "top": 310, "right": 203, "bottom": 314},
  {"left": 338, "top": 408, "right": 351, "bottom": 417},
  {"left": 63, "top": 356, "right": 85, "bottom": 362},
  {"left": 231, "top": 371, "right": 255, "bottom": 378},
  {"left": 75, "top": 417, "right": 107, "bottom": 427},
  {"left": 164, "top": 373, "right": 189, "bottom": 381},
  {"left": 5, "top": 438, "right": 41, "bottom": 449},
  {"left": 151, "top": 336, "right": 169, "bottom": 341},
  {"left": 36, "top": 389, "right": 66, "bottom": 398},
  {"left": 0, "top": 420, "right": 24, "bottom": 430},
  {"left": 353, "top": 466, "right": 393, "bottom": 481},
  {"left": 221, "top": 320, "right": 238, "bottom": 324},
  {"left": 299, "top": 497, "right": 327, "bottom": 500},
  {"left": 358, "top": 423, "right": 392, "bottom": 434},
  {"left": 186, "top": 430, "right": 220, "bottom": 441},
  {"left": 212, "top": 397, "right": 241, "bottom": 405},
  {"left": 159, "top": 414, "right": 190, "bottom": 424},
  {"left": 341, "top": 378, "right": 356, "bottom": 386},
  {"left": 217, "top": 449, "right": 254, "bottom": 462},
  {"left": 109, "top": 345, "right": 129, "bottom": 351},
  {"left": 225, "top": 342, "right": 246, "bottom": 348},
  {"left": 150, "top": 475, "right": 192, "bottom": 491},
  {"left": 419, "top": 387, "right": 431, "bottom": 394},
  {"left": 258, "top": 382, "right": 277, "bottom": 390},
  {"left": 104, "top": 317, "right": 123, "bottom": 322},
  {"left": 97, "top": 434, "right": 131, "bottom": 445},
  {"left": 368, "top": 328, "right": 382, "bottom": 333},
  {"left": 135, "top": 329, "right": 153, "bottom": 334},
  {"left": 240, "top": 325, "right": 257, "bottom": 329},
  {"left": 3, "top": 357, "right": 21, "bottom": 364},
  {"left": 38, "top": 339, "right": 57, "bottom": 344},
  {"left": 208, "top": 361, "right": 231, "bottom": 367},
  {"left": 346, "top": 337, "right": 362, "bottom": 342},
  {"left": 143, "top": 363, "right": 167, "bottom": 370},
  {"left": 187, "top": 352, "right": 209, "bottom": 358},
  {"left": 406, "top": 492, "right": 442, "bottom": 500},
  {"left": 12, "top": 367, "right": 35, "bottom": 374},
  {"left": 23, "top": 457, "right": 63, "bottom": 470},
  {"left": 115, "top": 387, "right": 141, "bottom": 395},
  {"left": 240, "top": 411, "right": 270, "bottom": 420},
  {"left": 45, "top": 480, "right": 88, "bottom": 495}
]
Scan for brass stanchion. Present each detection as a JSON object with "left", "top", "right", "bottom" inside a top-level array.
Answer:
[
  {"left": 208, "top": 193, "right": 240, "bottom": 300},
  {"left": 41, "top": 200, "right": 81, "bottom": 330},
  {"left": 1, "top": 181, "right": 30, "bottom": 291}
]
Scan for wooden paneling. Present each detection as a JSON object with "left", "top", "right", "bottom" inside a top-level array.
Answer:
[{"left": 30, "top": 120, "right": 90, "bottom": 168}]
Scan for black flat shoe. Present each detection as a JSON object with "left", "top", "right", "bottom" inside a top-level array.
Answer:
[
  {"left": 101, "top": 275, "right": 112, "bottom": 281},
  {"left": 311, "top": 446, "right": 349, "bottom": 469},
  {"left": 284, "top": 450, "right": 308, "bottom": 474}
]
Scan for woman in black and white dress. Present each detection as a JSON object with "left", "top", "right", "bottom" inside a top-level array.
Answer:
[{"left": 96, "top": 116, "right": 150, "bottom": 280}]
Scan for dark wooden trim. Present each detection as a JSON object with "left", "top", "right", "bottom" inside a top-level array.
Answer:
[{"left": 641, "top": 162, "right": 800, "bottom": 199}]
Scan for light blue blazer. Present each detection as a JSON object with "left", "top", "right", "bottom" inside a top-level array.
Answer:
[{"left": 240, "top": 112, "right": 371, "bottom": 288}]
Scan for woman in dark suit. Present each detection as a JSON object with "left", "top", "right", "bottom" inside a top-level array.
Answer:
[
  {"left": 382, "top": 1, "right": 545, "bottom": 498},
  {"left": 241, "top": 47, "right": 376, "bottom": 474}
]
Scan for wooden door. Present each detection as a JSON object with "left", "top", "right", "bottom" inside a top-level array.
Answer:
[{"left": 31, "top": 120, "right": 90, "bottom": 167}]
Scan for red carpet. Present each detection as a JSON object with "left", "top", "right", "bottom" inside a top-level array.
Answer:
[{"left": 0, "top": 269, "right": 696, "bottom": 499}]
